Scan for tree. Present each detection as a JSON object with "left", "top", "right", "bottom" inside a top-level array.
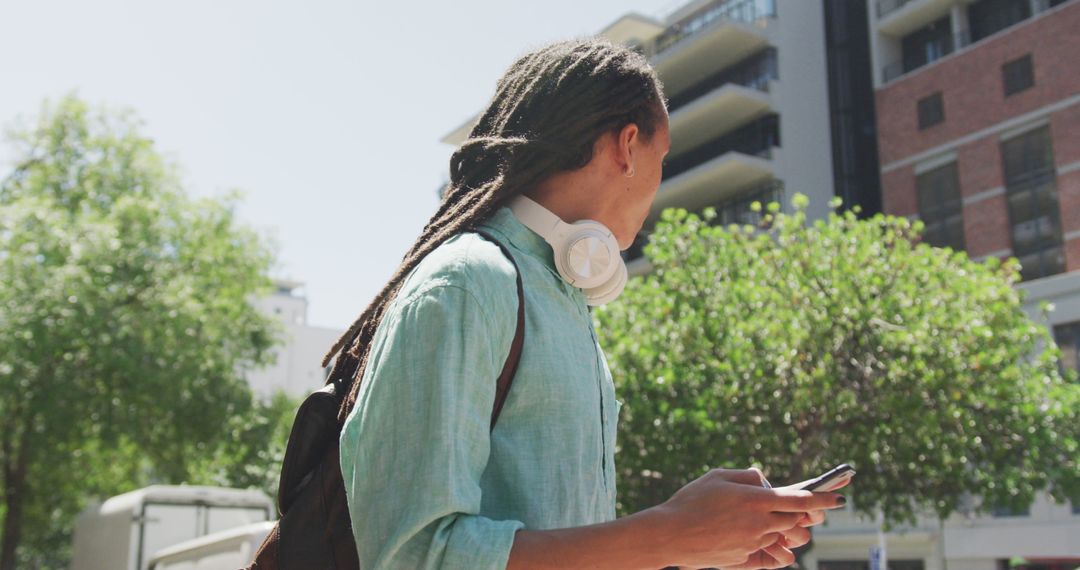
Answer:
[
  {"left": 595, "top": 195, "right": 1080, "bottom": 527},
  {"left": 0, "top": 94, "right": 284, "bottom": 569}
]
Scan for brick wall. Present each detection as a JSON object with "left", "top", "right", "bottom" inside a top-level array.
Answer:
[
  {"left": 875, "top": 1, "right": 1080, "bottom": 165},
  {"left": 881, "top": 166, "right": 917, "bottom": 217},
  {"left": 875, "top": 1, "right": 1080, "bottom": 271}
]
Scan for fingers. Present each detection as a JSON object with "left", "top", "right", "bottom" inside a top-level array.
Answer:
[
  {"left": 779, "top": 525, "right": 811, "bottom": 548},
  {"left": 798, "top": 510, "right": 825, "bottom": 527},
  {"left": 760, "top": 541, "right": 796, "bottom": 568},
  {"left": 731, "top": 543, "right": 794, "bottom": 570},
  {"left": 711, "top": 467, "right": 770, "bottom": 487},
  {"left": 764, "top": 512, "right": 805, "bottom": 533},
  {"left": 757, "top": 532, "right": 782, "bottom": 550},
  {"left": 765, "top": 488, "right": 846, "bottom": 512}
]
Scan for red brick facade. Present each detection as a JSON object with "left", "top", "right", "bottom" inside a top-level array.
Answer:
[{"left": 875, "top": 1, "right": 1080, "bottom": 271}]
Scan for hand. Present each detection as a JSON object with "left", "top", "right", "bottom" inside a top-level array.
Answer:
[
  {"left": 654, "top": 468, "right": 845, "bottom": 569},
  {"left": 781, "top": 475, "right": 852, "bottom": 529}
]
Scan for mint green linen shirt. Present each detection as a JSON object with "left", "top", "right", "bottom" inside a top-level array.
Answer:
[{"left": 339, "top": 207, "right": 623, "bottom": 569}]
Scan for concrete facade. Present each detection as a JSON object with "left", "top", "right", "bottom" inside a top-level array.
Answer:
[{"left": 246, "top": 280, "right": 341, "bottom": 398}]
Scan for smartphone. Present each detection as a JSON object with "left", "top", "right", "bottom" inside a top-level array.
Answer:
[{"left": 798, "top": 463, "right": 855, "bottom": 492}]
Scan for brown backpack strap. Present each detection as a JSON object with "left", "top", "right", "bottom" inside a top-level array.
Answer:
[{"left": 474, "top": 230, "right": 525, "bottom": 431}]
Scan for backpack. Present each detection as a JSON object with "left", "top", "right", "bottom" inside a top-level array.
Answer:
[{"left": 246, "top": 232, "right": 525, "bottom": 569}]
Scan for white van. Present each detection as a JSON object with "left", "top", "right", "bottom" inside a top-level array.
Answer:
[
  {"left": 146, "top": 521, "right": 274, "bottom": 570},
  {"left": 70, "top": 485, "right": 274, "bottom": 570}
]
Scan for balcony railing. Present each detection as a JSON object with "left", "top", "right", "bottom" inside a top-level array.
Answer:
[
  {"left": 880, "top": 0, "right": 1077, "bottom": 84},
  {"left": 649, "top": 0, "right": 776, "bottom": 57},
  {"left": 663, "top": 115, "right": 779, "bottom": 180},
  {"left": 876, "top": 0, "right": 917, "bottom": 19},
  {"left": 668, "top": 48, "right": 777, "bottom": 111},
  {"left": 622, "top": 179, "right": 784, "bottom": 263},
  {"left": 707, "top": 179, "right": 784, "bottom": 227}
]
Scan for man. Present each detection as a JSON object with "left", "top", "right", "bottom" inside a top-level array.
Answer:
[{"left": 329, "top": 38, "right": 845, "bottom": 569}]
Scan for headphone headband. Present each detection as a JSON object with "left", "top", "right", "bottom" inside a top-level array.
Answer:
[{"left": 508, "top": 196, "right": 627, "bottom": 306}]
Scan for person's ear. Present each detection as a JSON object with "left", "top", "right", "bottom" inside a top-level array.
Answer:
[{"left": 617, "top": 123, "right": 639, "bottom": 177}]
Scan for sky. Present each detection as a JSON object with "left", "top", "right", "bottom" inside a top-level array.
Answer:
[{"left": 0, "top": 0, "right": 678, "bottom": 330}]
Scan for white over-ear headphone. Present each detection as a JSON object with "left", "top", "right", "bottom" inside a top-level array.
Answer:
[{"left": 508, "top": 196, "right": 628, "bottom": 306}]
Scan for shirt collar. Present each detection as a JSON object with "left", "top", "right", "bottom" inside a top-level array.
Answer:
[
  {"left": 478, "top": 207, "right": 557, "bottom": 271},
  {"left": 478, "top": 206, "right": 589, "bottom": 305}
]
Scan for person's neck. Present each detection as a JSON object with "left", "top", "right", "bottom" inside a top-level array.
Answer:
[{"left": 526, "top": 170, "right": 615, "bottom": 225}]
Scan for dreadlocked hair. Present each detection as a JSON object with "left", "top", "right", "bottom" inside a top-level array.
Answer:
[{"left": 324, "top": 38, "right": 666, "bottom": 420}]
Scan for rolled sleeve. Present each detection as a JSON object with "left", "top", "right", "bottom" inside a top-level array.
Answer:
[{"left": 340, "top": 282, "right": 524, "bottom": 570}]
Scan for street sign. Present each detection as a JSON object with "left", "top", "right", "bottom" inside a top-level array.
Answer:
[{"left": 870, "top": 545, "right": 888, "bottom": 570}]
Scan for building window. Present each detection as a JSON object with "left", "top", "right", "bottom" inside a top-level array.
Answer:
[
  {"left": 1002, "top": 54, "right": 1034, "bottom": 96},
  {"left": 968, "top": 0, "right": 1031, "bottom": 43},
  {"left": 917, "top": 163, "right": 965, "bottom": 251},
  {"left": 992, "top": 504, "right": 1031, "bottom": 517},
  {"left": 820, "top": 560, "right": 926, "bottom": 570},
  {"left": 901, "top": 16, "right": 953, "bottom": 73},
  {"left": 707, "top": 181, "right": 784, "bottom": 227},
  {"left": 917, "top": 92, "right": 945, "bottom": 129},
  {"left": 1001, "top": 126, "right": 1064, "bottom": 280},
  {"left": 622, "top": 232, "right": 650, "bottom": 263},
  {"left": 667, "top": 48, "right": 778, "bottom": 111},
  {"left": 662, "top": 114, "right": 780, "bottom": 181},
  {"left": 1054, "top": 320, "right": 1080, "bottom": 379}
]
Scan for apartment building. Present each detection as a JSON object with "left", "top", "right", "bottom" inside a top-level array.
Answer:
[
  {"left": 804, "top": 1, "right": 1080, "bottom": 570},
  {"left": 442, "top": 0, "right": 882, "bottom": 274},
  {"left": 246, "top": 280, "right": 340, "bottom": 397}
]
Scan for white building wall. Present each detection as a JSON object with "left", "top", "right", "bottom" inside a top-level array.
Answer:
[
  {"left": 246, "top": 283, "right": 342, "bottom": 398},
  {"left": 807, "top": 491, "right": 1080, "bottom": 568},
  {"left": 769, "top": 0, "right": 837, "bottom": 220}
]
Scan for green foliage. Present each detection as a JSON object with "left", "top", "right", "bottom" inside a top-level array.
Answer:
[
  {"left": 190, "top": 390, "right": 300, "bottom": 497},
  {"left": 596, "top": 195, "right": 1080, "bottom": 527},
  {"left": 0, "top": 94, "right": 291, "bottom": 568}
]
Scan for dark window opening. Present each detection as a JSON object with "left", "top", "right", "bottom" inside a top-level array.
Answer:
[
  {"left": 991, "top": 503, "right": 1031, "bottom": 517},
  {"left": 916, "top": 162, "right": 965, "bottom": 251},
  {"left": 901, "top": 16, "right": 953, "bottom": 73},
  {"left": 820, "top": 559, "right": 926, "bottom": 570},
  {"left": 668, "top": 48, "right": 778, "bottom": 111},
  {"left": 622, "top": 232, "right": 650, "bottom": 263},
  {"left": 1054, "top": 321, "right": 1080, "bottom": 380},
  {"left": 824, "top": 0, "right": 882, "bottom": 216},
  {"left": 662, "top": 114, "right": 780, "bottom": 180},
  {"left": 968, "top": 0, "right": 1031, "bottom": 43},
  {"left": 1003, "top": 54, "right": 1034, "bottom": 96},
  {"left": 1001, "top": 126, "right": 1064, "bottom": 280},
  {"left": 917, "top": 92, "right": 945, "bottom": 129},
  {"left": 707, "top": 181, "right": 784, "bottom": 227}
]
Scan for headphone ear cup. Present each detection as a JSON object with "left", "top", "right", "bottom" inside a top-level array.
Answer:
[
  {"left": 583, "top": 259, "right": 627, "bottom": 307},
  {"left": 557, "top": 222, "right": 620, "bottom": 289}
]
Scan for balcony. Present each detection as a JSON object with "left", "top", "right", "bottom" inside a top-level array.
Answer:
[
  {"left": 875, "top": 0, "right": 954, "bottom": 36},
  {"left": 665, "top": 49, "right": 776, "bottom": 156},
  {"left": 648, "top": 0, "right": 774, "bottom": 95},
  {"left": 879, "top": 0, "right": 1076, "bottom": 85},
  {"left": 624, "top": 179, "right": 783, "bottom": 268},
  {"left": 881, "top": 29, "right": 955, "bottom": 83},
  {"left": 876, "top": 0, "right": 954, "bottom": 36},
  {"left": 648, "top": 126, "right": 777, "bottom": 222},
  {"left": 669, "top": 85, "right": 773, "bottom": 157},
  {"left": 664, "top": 114, "right": 778, "bottom": 179},
  {"left": 667, "top": 47, "right": 777, "bottom": 111}
]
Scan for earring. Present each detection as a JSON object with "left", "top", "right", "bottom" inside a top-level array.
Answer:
[{"left": 624, "top": 166, "right": 635, "bottom": 178}]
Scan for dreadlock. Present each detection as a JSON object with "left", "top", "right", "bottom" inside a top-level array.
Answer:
[{"left": 324, "top": 38, "right": 666, "bottom": 420}]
